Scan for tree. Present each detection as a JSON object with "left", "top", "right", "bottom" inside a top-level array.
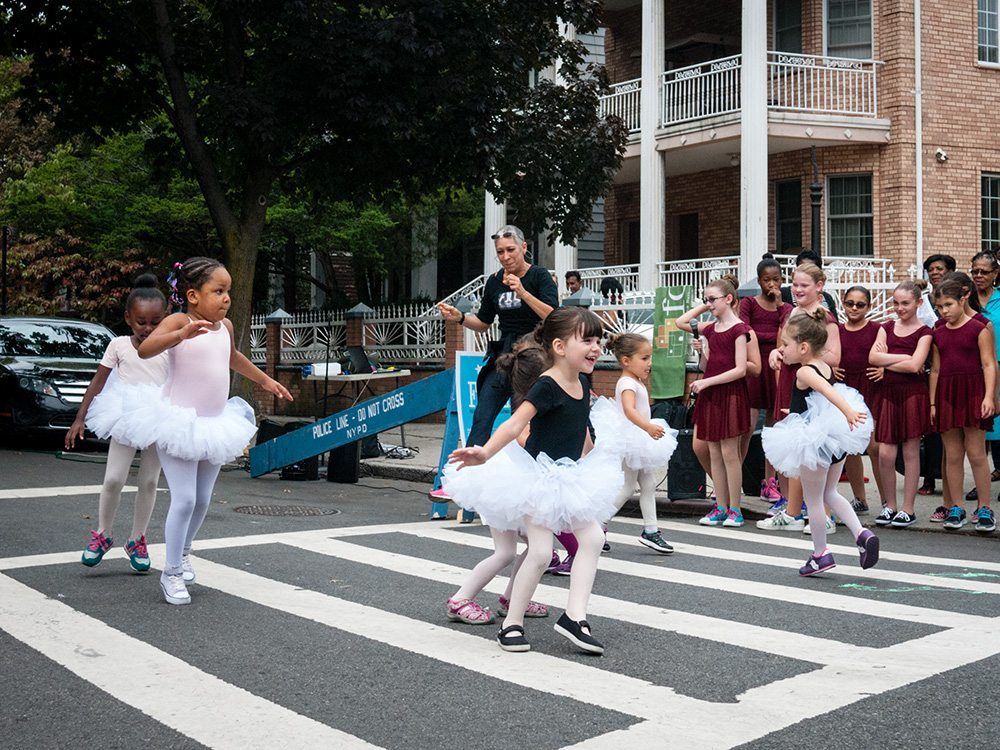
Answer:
[{"left": 5, "top": 1, "right": 625, "bottom": 357}]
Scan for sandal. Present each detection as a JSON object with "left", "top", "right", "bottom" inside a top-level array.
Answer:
[
  {"left": 497, "top": 595, "right": 548, "bottom": 618},
  {"left": 497, "top": 624, "right": 530, "bottom": 652},
  {"left": 445, "top": 597, "right": 494, "bottom": 625}
]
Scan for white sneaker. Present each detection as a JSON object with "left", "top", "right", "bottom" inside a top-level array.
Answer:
[
  {"left": 803, "top": 517, "right": 837, "bottom": 536},
  {"left": 160, "top": 571, "right": 191, "bottom": 605},
  {"left": 755, "top": 510, "right": 806, "bottom": 531},
  {"left": 181, "top": 553, "right": 196, "bottom": 583}
]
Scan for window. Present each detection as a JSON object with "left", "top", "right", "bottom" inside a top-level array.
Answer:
[
  {"left": 774, "top": 0, "right": 802, "bottom": 53},
  {"left": 826, "top": 0, "right": 872, "bottom": 59},
  {"left": 827, "top": 174, "right": 873, "bottom": 256},
  {"left": 984, "top": 174, "right": 1000, "bottom": 252},
  {"left": 981, "top": 0, "right": 1000, "bottom": 64},
  {"left": 775, "top": 180, "right": 802, "bottom": 251}
]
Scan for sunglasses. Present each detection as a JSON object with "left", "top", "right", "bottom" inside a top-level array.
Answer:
[
  {"left": 491, "top": 231, "right": 519, "bottom": 241},
  {"left": 843, "top": 300, "right": 869, "bottom": 309},
  {"left": 970, "top": 268, "right": 996, "bottom": 276},
  {"left": 702, "top": 295, "right": 725, "bottom": 304}
]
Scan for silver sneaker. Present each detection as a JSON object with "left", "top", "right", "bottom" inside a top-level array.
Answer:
[
  {"left": 181, "top": 553, "right": 196, "bottom": 583},
  {"left": 160, "top": 571, "right": 191, "bottom": 605}
]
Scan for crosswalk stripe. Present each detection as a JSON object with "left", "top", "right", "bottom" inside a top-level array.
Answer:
[
  {"left": 614, "top": 516, "right": 1000, "bottom": 573},
  {"left": 603, "top": 531, "right": 1000, "bottom": 595},
  {"left": 0, "top": 573, "right": 383, "bottom": 749},
  {"left": 413, "top": 527, "right": 989, "bottom": 629},
  {"left": 183, "top": 556, "right": 714, "bottom": 724},
  {"left": 279, "top": 535, "right": 877, "bottom": 667},
  {"left": 0, "top": 485, "right": 164, "bottom": 500}
]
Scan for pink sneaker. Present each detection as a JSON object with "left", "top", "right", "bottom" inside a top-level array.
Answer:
[
  {"left": 445, "top": 597, "right": 493, "bottom": 624},
  {"left": 429, "top": 488, "right": 452, "bottom": 501},
  {"left": 760, "top": 477, "right": 782, "bottom": 501},
  {"left": 497, "top": 595, "right": 549, "bottom": 618}
]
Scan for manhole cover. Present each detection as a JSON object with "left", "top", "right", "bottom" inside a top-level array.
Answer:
[{"left": 233, "top": 505, "right": 341, "bottom": 517}]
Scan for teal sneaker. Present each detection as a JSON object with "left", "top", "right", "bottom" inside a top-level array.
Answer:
[
  {"left": 943, "top": 506, "right": 967, "bottom": 530},
  {"left": 81, "top": 530, "right": 112, "bottom": 567},
  {"left": 699, "top": 506, "right": 727, "bottom": 526},
  {"left": 124, "top": 535, "right": 151, "bottom": 573},
  {"left": 722, "top": 508, "right": 745, "bottom": 527},
  {"left": 975, "top": 506, "right": 996, "bottom": 533}
]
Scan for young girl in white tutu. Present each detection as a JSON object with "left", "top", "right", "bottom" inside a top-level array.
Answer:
[
  {"left": 66, "top": 274, "right": 170, "bottom": 573},
  {"left": 597, "top": 332, "right": 677, "bottom": 553},
  {"left": 762, "top": 310, "right": 880, "bottom": 576},
  {"left": 117, "top": 257, "right": 292, "bottom": 605},
  {"left": 445, "top": 307, "right": 623, "bottom": 654}
]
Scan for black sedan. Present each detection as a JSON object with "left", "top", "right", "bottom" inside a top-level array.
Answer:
[{"left": 0, "top": 317, "right": 115, "bottom": 433}]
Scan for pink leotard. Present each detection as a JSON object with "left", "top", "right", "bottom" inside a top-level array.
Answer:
[{"left": 163, "top": 321, "right": 231, "bottom": 417}]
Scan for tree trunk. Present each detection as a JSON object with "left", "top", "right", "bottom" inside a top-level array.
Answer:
[{"left": 224, "top": 227, "right": 263, "bottom": 402}]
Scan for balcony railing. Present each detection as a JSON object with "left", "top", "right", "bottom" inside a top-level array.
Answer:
[
  {"left": 599, "top": 52, "right": 881, "bottom": 131},
  {"left": 599, "top": 78, "right": 641, "bottom": 133}
]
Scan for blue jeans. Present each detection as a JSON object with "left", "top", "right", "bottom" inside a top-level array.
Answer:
[{"left": 467, "top": 364, "right": 512, "bottom": 448}]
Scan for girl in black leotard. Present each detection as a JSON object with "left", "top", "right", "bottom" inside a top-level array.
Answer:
[{"left": 762, "top": 310, "right": 881, "bottom": 577}]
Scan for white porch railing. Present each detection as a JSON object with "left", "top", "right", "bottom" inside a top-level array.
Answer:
[
  {"left": 576, "top": 263, "right": 641, "bottom": 297},
  {"left": 363, "top": 303, "right": 445, "bottom": 364},
  {"left": 598, "top": 78, "right": 642, "bottom": 133},
  {"left": 249, "top": 309, "right": 346, "bottom": 365},
  {"left": 599, "top": 52, "right": 881, "bottom": 130}
]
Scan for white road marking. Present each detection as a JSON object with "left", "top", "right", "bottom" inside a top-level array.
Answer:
[
  {"left": 0, "top": 485, "right": 164, "bottom": 499},
  {"left": 0, "top": 573, "right": 383, "bottom": 749},
  {"left": 412, "top": 527, "right": 989, "bottom": 628},
  {"left": 280, "top": 535, "right": 877, "bottom": 667}
]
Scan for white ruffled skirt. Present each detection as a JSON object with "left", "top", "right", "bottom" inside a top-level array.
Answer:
[
  {"left": 761, "top": 384, "right": 873, "bottom": 478},
  {"left": 107, "top": 384, "right": 257, "bottom": 466},
  {"left": 442, "top": 440, "right": 624, "bottom": 534},
  {"left": 85, "top": 374, "right": 137, "bottom": 440},
  {"left": 589, "top": 397, "right": 678, "bottom": 471}
]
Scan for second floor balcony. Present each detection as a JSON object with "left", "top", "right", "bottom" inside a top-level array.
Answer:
[{"left": 600, "top": 51, "right": 882, "bottom": 136}]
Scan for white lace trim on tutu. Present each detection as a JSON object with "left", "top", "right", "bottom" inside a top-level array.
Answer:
[{"left": 590, "top": 396, "right": 678, "bottom": 471}]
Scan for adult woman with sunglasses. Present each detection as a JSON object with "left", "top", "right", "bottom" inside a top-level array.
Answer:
[
  {"left": 436, "top": 225, "right": 558, "bottom": 449},
  {"left": 970, "top": 252, "right": 1000, "bottom": 497}
]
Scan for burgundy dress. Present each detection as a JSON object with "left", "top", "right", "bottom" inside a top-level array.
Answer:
[
  {"left": 933, "top": 318, "right": 992, "bottom": 431},
  {"left": 694, "top": 321, "right": 752, "bottom": 441},
  {"left": 839, "top": 320, "right": 882, "bottom": 420},
  {"left": 739, "top": 296, "right": 792, "bottom": 411},
  {"left": 773, "top": 308, "right": 838, "bottom": 421},
  {"left": 874, "top": 323, "right": 933, "bottom": 443}
]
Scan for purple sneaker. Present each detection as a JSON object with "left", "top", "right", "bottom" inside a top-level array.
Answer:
[
  {"left": 856, "top": 529, "right": 880, "bottom": 570},
  {"left": 544, "top": 551, "right": 561, "bottom": 574},
  {"left": 799, "top": 551, "right": 837, "bottom": 577},
  {"left": 551, "top": 555, "right": 574, "bottom": 576}
]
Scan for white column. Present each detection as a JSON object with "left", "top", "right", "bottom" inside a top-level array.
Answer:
[
  {"left": 483, "top": 192, "right": 506, "bottom": 276},
  {"left": 740, "top": 0, "right": 768, "bottom": 284},
  {"left": 552, "top": 237, "right": 575, "bottom": 295},
  {"left": 639, "top": 0, "right": 666, "bottom": 292}
]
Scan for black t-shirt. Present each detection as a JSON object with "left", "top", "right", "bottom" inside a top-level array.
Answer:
[
  {"left": 476, "top": 265, "right": 559, "bottom": 355},
  {"left": 781, "top": 285, "right": 838, "bottom": 315},
  {"left": 523, "top": 374, "right": 590, "bottom": 461}
]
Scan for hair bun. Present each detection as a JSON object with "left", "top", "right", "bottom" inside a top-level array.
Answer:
[
  {"left": 912, "top": 278, "right": 928, "bottom": 291},
  {"left": 809, "top": 307, "right": 828, "bottom": 323},
  {"left": 719, "top": 273, "right": 739, "bottom": 290},
  {"left": 761, "top": 252, "right": 774, "bottom": 260},
  {"left": 133, "top": 272, "right": 158, "bottom": 289}
]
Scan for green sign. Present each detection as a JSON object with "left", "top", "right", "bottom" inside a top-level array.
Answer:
[{"left": 651, "top": 286, "right": 693, "bottom": 399}]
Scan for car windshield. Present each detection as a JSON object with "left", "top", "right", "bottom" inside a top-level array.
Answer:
[{"left": 0, "top": 321, "right": 112, "bottom": 359}]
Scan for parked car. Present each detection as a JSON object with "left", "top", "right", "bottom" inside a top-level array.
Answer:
[{"left": 0, "top": 317, "right": 115, "bottom": 433}]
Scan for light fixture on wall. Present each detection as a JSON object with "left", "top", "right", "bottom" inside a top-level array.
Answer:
[
  {"left": 728, "top": 153, "right": 740, "bottom": 167},
  {"left": 935, "top": 148, "right": 949, "bottom": 163}
]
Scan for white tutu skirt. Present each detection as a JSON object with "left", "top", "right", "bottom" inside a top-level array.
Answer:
[
  {"left": 589, "top": 397, "right": 678, "bottom": 471},
  {"left": 109, "top": 385, "right": 257, "bottom": 466},
  {"left": 762, "top": 384, "right": 873, "bottom": 478},
  {"left": 84, "top": 373, "right": 136, "bottom": 440},
  {"left": 442, "top": 442, "right": 624, "bottom": 534}
]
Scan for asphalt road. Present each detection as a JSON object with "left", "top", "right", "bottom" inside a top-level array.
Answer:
[{"left": 2, "top": 442, "right": 999, "bottom": 750}]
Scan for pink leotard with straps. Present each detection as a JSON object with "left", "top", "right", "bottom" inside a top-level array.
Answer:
[{"left": 163, "top": 320, "right": 231, "bottom": 417}]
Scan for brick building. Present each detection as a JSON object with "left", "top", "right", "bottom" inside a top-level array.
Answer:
[{"left": 484, "top": 0, "right": 1000, "bottom": 291}]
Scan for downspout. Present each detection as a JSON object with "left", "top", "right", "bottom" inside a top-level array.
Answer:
[{"left": 914, "top": 0, "right": 924, "bottom": 272}]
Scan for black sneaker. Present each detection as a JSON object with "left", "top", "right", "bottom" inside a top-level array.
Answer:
[
  {"left": 966, "top": 487, "right": 979, "bottom": 503},
  {"left": 975, "top": 507, "right": 997, "bottom": 533},
  {"left": 554, "top": 613, "right": 605, "bottom": 655},
  {"left": 851, "top": 497, "right": 869, "bottom": 514},
  {"left": 638, "top": 530, "right": 674, "bottom": 554},
  {"left": 890, "top": 510, "right": 916, "bottom": 528},
  {"left": 874, "top": 507, "right": 894, "bottom": 526},
  {"left": 943, "top": 506, "right": 967, "bottom": 530},
  {"left": 497, "top": 625, "right": 530, "bottom": 652}
]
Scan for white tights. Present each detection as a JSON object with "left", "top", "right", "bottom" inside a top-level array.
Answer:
[
  {"left": 799, "top": 459, "right": 863, "bottom": 554},
  {"left": 98, "top": 439, "right": 160, "bottom": 540},
  {"left": 502, "top": 519, "right": 603, "bottom": 628},
  {"left": 613, "top": 467, "right": 659, "bottom": 530},
  {"left": 453, "top": 528, "right": 525, "bottom": 602},
  {"left": 157, "top": 449, "right": 221, "bottom": 573}
]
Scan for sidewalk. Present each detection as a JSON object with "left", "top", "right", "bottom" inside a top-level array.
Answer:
[{"left": 362, "top": 422, "right": 998, "bottom": 538}]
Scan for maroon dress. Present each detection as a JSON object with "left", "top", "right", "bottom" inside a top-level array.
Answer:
[
  {"left": 933, "top": 318, "right": 992, "bottom": 431},
  {"left": 773, "top": 308, "right": 838, "bottom": 421},
  {"left": 739, "top": 296, "right": 792, "bottom": 411},
  {"left": 694, "top": 321, "right": 751, "bottom": 441},
  {"left": 839, "top": 320, "right": 882, "bottom": 419},
  {"left": 874, "top": 323, "right": 933, "bottom": 443}
]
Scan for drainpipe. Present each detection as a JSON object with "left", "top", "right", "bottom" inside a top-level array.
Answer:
[{"left": 914, "top": 0, "right": 924, "bottom": 272}]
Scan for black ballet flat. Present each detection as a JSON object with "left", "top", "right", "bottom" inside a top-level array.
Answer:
[
  {"left": 554, "top": 613, "right": 605, "bottom": 655},
  {"left": 497, "top": 625, "right": 530, "bottom": 652}
]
